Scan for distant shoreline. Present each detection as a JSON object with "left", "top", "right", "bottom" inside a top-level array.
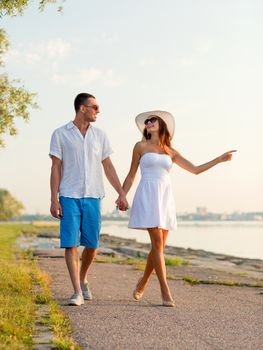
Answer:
[{"left": 8, "top": 217, "right": 263, "bottom": 223}]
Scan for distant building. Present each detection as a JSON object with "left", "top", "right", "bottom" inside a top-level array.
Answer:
[{"left": 196, "top": 207, "right": 207, "bottom": 216}]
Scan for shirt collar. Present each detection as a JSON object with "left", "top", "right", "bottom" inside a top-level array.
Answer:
[
  {"left": 66, "top": 121, "right": 93, "bottom": 130},
  {"left": 66, "top": 121, "right": 74, "bottom": 129}
]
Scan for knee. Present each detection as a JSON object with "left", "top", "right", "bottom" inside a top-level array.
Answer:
[
  {"left": 65, "top": 247, "right": 77, "bottom": 253},
  {"left": 84, "top": 247, "right": 97, "bottom": 257},
  {"left": 152, "top": 238, "right": 163, "bottom": 253},
  {"left": 65, "top": 247, "right": 78, "bottom": 258}
]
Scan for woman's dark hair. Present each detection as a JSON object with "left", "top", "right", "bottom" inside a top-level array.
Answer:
[
  {"left": 74, "top": 93, "right": 95, "bottom": 112},
  {"left": 143, "top": 116, "right": 172, "bottom": 153}
]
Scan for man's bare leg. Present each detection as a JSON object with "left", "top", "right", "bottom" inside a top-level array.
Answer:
[{"left": 65, "top": 247, "right": 81, "bottom": 293}]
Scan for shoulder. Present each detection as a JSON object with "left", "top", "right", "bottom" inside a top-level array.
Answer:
[
  {"left": 133, "top": 140, "right": 147, "bottom": 154},
  {"left": 91, "top": 126, "right": 108, "bottom": 139},
  {"left": 169, "top": 147, "right": 180, "bottom": 161},
  {"left": 52, "top": 122, "right": 72, "bottom": 136}
]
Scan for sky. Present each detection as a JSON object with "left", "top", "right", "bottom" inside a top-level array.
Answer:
[{"left": 0, "top": 0, "right": 262, "bottom": 215}]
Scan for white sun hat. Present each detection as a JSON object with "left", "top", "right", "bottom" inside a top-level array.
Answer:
[{"left": 135, "top": 110, "right": 175, "bottom": 139}]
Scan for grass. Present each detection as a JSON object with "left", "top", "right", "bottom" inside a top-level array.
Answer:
[
  {"left": 165, "top": 255, "right": 189, "bottom": 266},
  {"left": 0, "top": 223, "right": 81, "bottom": 350},
  {"left": 95, "top": 255, "right": 189, "bottom": 269},
  {"left": 132, "top": 255, "right": 189, "bottom": 272},
  {"left": 95, "top": 256, "right": 141, "bottom": 265},
  {"left": 21, "top": 223, "right": 59, "bottom": 237},
  {"left": 182, "top": 276, "right": 263, "bottom": 288}
]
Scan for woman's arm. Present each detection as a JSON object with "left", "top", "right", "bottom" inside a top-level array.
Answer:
[
  {"left": 122, "top": 142, "right": 142, "bottom": 195},
  {"left": 173, "top": 150, "right": 237, "bottom": 175},
  {"left": 102, "top": 157, "right": 129, "bottom": 211}
]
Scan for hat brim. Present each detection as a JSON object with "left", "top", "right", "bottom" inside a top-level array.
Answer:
[{"left": 135, "top": 110, "right": 175, "bottom": 139}]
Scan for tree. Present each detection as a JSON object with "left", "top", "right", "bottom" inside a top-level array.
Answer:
[
  {"left": 0, "top": 0, "right": 63, "bottom": 147},
  {"left": 0, "top": 189, "right": 24, "bottom": 220},
  {"left": 0, "top": 27, "right": 37, "bottom": 146},
  {"left": 0, "top": 0, "right": 63, "bottom": 18}
]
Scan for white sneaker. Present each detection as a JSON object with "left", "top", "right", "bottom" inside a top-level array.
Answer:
[
  {"left": 69, "top": 293, "right": 84, "bottom": 306},
  {"left": 81, "top": 281, "right": 93, "bottom": 300}
]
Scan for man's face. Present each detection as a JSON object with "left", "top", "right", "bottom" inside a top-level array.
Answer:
[{"left": 81, "top": 97, "right": 100, "bottom": 123}]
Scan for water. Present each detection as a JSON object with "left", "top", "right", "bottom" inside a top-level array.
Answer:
[{"left": 101, "top": 220, "right": 263, "bottom": 260}]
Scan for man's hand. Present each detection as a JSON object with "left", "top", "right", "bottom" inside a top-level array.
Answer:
[
  {"left": 115, "top": 194, "right": 129, "bottom": 211},
  {"left": 50, "top": 199, "right": 63, "bottom": 219}
]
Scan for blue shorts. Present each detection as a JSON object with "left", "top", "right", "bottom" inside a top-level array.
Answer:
[{"left": 59, "top": 196, "right": 101, "bottom": 249}]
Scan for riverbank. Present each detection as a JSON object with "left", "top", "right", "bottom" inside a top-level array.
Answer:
[
  {"left": 25, "top": 227, "right": 263, "bottom": 281},
  {"left": 16, "top": 225, "right": 263, "bottom": 349},
  {"left": 37, "top": 239, "right": 263, "bottom": 350},
  {"left": 0, "top": 224, "right": 80, "bottom": 350}
]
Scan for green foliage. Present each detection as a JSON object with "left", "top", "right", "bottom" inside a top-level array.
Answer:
[
  {"left": 0, "top": 224, "right": 81, "bottom": 349},
  {"left": 0, "top": 0, "right": 63, "bottom": 17},
  {"left": 0, "top": 74, "right": 38, "bottom": 146},
  {"left": 0, "top": 0, "right": 29, "bottom": 17},
  {"left": 0, "top": 28, "right": 9, "bottom": 66},
  {"left": 0, "top": 26, "right": 37, "bottom": 147},
  {"left": 0, "top": 0, "right": 64, "bottom": 147},
  {"left": 0, "top": 189, "right": 24, "bottom": 221},
  {"left": 182, "top": 276, "right": 263, "bottom": 288},
  {"left": 0, "top": 224, "right": 35, "bottom": 349},
  {"left": 165, "top": 255, "right": 189, "bottom": 266}
]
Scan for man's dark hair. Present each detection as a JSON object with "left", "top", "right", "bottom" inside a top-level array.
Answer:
[{"left": 74, "top": 93, "right": 95, "bottom": 112}]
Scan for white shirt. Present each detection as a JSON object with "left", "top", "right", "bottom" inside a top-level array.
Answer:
[{"left": 49, "top": 121, "right": 113, "bottom": 199}]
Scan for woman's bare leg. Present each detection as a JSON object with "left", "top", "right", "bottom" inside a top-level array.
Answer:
[
  {"left": 140, "top": 228, "right": 173, "bottom": 302},
  {"left": 136, "top": 229, "right": 168, "bottom": 293}
]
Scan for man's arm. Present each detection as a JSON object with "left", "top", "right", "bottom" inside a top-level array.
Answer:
[
  {"left": 102, "top": 157, "right": 129, "bottom": 211},
  {"left": 50, "top": 156, "right": 63, "bottom": 218}
]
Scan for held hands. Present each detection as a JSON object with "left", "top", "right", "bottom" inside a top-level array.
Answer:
[
  {"left": 115, "top": 194, "right": 129, "bottom": 211},
  {"left": 50, "top": 199, "right": 63, "bottom": 219},
  {"left": 218, "top": 150, "right": 237, "bottom": 163}
]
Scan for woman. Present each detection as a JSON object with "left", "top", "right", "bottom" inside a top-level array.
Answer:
[{"left": 121, "top": 110, "right": 236, "bottom": 307}]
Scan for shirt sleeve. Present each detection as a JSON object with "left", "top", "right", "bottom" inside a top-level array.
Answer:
[
  {"left": 49, "top": 130, "right": 62, "bottom": 160},
  {"left": 101, "top": 131, "right": 113, "bottom": 161}
]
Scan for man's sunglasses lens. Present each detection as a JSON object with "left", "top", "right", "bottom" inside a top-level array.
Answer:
[{"left": 84, "top": 104, "right": 99, "bottom": 111}]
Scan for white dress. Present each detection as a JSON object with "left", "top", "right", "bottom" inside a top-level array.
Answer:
[{"left": 128, "top": 152, "right": 177, "bottom": 231}]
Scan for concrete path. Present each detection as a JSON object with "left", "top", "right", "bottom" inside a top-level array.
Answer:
[{"left": 39, "top": 252, "right": 263, "bottom": 350}]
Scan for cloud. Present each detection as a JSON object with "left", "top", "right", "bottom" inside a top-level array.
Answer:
[
  {"left": 52, "top": 73, "right": 66, "bottom": 84},
  {"left": 45, "top": 38, "right": 72, "bottom": 59},
  {"left": 49, "top": 67, "right": 122, "bottom": 88},
  {"left": 177, "top": 41, "right": 211, "bottom": 68},
  {"left": 178, "top": 57, "right": 194, "bottom": 67},
  {"left": 196, "top": 42, "right": 211, "bottom": 56},
  {"left": 139, "top": 57, "right": 156, "bottom": 67},
  {"left": 6, "top": 38, "right": 72, "bottom": 67},
  {"left": 78, "top": 68, "right": 122, "bottom": 88},
  {"left": 5, "top": 39, "right": 122, "bottom": 88}
]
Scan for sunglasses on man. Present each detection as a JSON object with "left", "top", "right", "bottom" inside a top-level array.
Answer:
[
  {"left": 144, "top": 117, "right": 158, "bottom": 125},
  {"left": 83, "top": 104, "right": 100, "bottom": 111}
]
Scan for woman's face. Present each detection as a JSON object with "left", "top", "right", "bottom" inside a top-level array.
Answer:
[{"left": 144, "top": 116, "right": 159, "bottom": 134}]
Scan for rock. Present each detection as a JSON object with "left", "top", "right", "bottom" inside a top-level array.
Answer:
[
  {"left": 116, "top": 246, "right": 148, "bottom": 258},
  {"left": 38, "top": 231, "right": 59, "bottom": 238},
  {"left": 98, "top": 247, "right": 118, "bottom": 257}
]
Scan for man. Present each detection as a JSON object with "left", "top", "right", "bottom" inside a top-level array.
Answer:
[{"left": 49, "top": 92, "right": 128, "bottom": 306}]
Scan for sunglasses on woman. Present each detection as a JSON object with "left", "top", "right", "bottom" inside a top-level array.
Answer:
[{"left": 144, "top": 117, "right": 158, "bottom": 125}]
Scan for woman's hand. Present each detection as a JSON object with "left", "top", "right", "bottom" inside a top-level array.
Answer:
[
  {"left": 218, "top": 150, "right": 237, "bottom": 163},
  {"left": 115, "top": 194, "right": 129, "bottom": 211}
]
